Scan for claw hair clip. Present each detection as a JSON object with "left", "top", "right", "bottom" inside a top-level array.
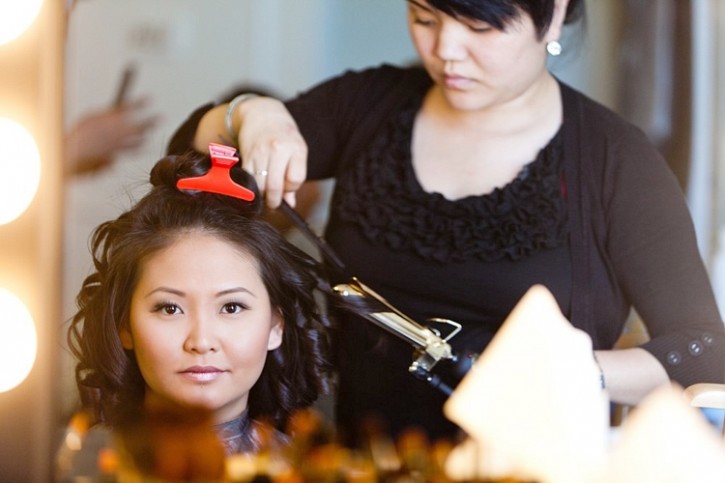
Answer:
[{"left": 176, "top": 143, "right": 255, "bottom": 201}]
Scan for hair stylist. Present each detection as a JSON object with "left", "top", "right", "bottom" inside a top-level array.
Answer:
[{"left": 170, "top": 0, "right": 725, "bottom": 444}]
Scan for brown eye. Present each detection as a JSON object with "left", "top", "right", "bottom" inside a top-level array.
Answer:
[
  {"left": 163, "top": 305, "right": 180, "bottom": 315},
  {"left": 221, "top": 302, "right": 245, "bottom": 314},
  {"left": 152, "top": 302, "right": 182, "bottom": 315}
]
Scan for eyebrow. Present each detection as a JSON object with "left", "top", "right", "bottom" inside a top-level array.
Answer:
[
  {"left": 144, "top": 287, "right": 255, "bottom": 298},
  {"left": 406, "top": 0, "right": 433, "bottom": 13}
]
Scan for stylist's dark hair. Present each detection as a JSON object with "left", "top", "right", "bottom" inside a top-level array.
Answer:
[
  {"left": 67, "top": 150, "right": 331, "bottom": 429},
  {"left": 425, "top": 0, "right": 584, "bottom": 38}
]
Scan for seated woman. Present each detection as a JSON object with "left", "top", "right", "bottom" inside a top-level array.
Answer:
[{"left": 62, "top": 144, "right": 331, "bottom": 480}]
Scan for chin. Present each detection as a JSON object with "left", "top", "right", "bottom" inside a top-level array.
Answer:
[{"left": 445, "top": 96, "right": 487, "bottom": 112}]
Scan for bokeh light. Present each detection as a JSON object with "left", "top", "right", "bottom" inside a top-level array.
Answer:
[
  {"left": 0, "top": 289, "right": 37, "bottom": 392},
  {"left": 0, "top": 118, "right": 41, "bottom": 225},
  {"left": 0, "top": 0, "right": 44, "bottom": 45}
]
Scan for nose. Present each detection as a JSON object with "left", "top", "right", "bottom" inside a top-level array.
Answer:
[
  {"left": 435, "top": 23, "right": 468, "bottom": 63},
  {"left": 183, "top": 315, "right": 218, "bottom": 354}
]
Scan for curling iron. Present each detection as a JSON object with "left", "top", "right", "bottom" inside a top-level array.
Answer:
[
  {"left": 278, "top": 201, "right": 471, "bottom": 396},
  {"left": 333, "top": 277, "right": 464, "bottom": 395}
]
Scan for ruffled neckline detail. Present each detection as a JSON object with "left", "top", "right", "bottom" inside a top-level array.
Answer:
[{"left": 334, "top": 98, "right": 568, "bottom": 263}]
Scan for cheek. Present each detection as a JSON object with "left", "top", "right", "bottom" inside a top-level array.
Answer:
[
  {"left": 132, "top": 335, "right": 181, "bottom": 392},
  {"left": 409, "top": 28, "right": 433, "bottom": 55},
  {"left": 225, "top": 343, "right": 268, "bottom": 381},
  {"left": 227, "top": 327, "right": 279, "bottom": 367},
  {"left": 129, "top": 325, "right": 180, "bottom": 369}
]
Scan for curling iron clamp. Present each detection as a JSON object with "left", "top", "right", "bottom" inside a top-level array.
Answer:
[{"left": 278, "top": 201, "right": 467, "bottom": 396}]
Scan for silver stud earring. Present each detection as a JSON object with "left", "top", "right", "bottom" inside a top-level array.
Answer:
[{"left": 547, "top": 40, "right": 562, "bottom": 56}]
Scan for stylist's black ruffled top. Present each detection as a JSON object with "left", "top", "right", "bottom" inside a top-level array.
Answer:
[{"left": 334, "top": 98, "right": 567, "bottom": 263}]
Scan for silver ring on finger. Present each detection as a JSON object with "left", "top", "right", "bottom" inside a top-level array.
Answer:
[{"left": 254, "top": 169, "right": 269, "bottom": 177}]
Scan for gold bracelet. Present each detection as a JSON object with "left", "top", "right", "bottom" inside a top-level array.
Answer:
[{"left": 225, "top": 93, "right": 259, "bottom": 141}]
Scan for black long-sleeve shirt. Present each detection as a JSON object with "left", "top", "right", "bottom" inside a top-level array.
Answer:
[{"left": 169, "top": 65, "right": 725, "bottom": 442}]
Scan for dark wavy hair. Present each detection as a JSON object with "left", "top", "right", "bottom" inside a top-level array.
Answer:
[
  {"left": 424, "top": 0, "right": 584, "bottom": 38},
  {"left": 67, "top": 150, "right": 332, "bottom": 430}
]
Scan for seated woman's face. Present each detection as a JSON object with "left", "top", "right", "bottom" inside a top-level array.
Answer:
[{"left": 120, "top": 230, "right": 284, "bottom": 423}]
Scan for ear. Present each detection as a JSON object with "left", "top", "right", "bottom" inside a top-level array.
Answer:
[
  {"left": 119, "top": 326, "right": 134, "bottom": 350},
  {"left": 544, "top": 0, "right": 571, "bottom": 43},
  {"left": 267, "top": 311, "right": 284, "bottom": 351}
]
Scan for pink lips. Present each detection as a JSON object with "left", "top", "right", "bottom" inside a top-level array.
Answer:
[
  {"left": 442, "top": 74, "right": 472, "bottom": 90},
  {"left": 180, "top": 365, "right": 225, "bottom": 383}
]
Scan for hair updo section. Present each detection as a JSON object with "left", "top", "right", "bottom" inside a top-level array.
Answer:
[{"left": 147, "top": 149, "right": 264, "bottom": 217}]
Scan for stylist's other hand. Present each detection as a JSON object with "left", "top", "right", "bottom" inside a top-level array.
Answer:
[
  {"left": 65, "top": 98, "right": 159, "bottom": 176},
  {"left": 234, "top": 97, "right": 307, "bottom": 208}
]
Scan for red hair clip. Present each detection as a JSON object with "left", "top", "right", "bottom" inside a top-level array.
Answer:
[{"left": 176, "top": 143, "right": 255, "bottom": 201}]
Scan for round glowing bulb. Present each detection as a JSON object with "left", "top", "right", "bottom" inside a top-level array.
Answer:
[
  {"left": 0, "top": 289, "right": 37, "bottom": 392},
  {"left": 0, "top": 0, "right": 44, "bottom": 45},
  {"left": 0, "top": 118, "right": 41, "bottom": 225}
]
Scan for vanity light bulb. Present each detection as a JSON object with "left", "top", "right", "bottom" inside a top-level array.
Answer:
[
  {"left": 0, "top": 289, "right": 37, "bottom": 393},
  {"left": 0, "top": 118, "right": 41, "bottom": 225},
  {"left": 0, "top": 0, "right": 44, "bottom": 45}
]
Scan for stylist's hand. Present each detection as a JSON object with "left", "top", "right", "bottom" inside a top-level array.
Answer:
[
  {"left": 234, "top": 97, "right": 307, "bottom": 208},
  {"left": 64, "top": 98, "right": 159, "bottom": 176}
]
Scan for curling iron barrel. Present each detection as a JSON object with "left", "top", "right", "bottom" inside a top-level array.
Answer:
[{"left": 333, "top": 278, "right": 460, "bottom": 372}]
